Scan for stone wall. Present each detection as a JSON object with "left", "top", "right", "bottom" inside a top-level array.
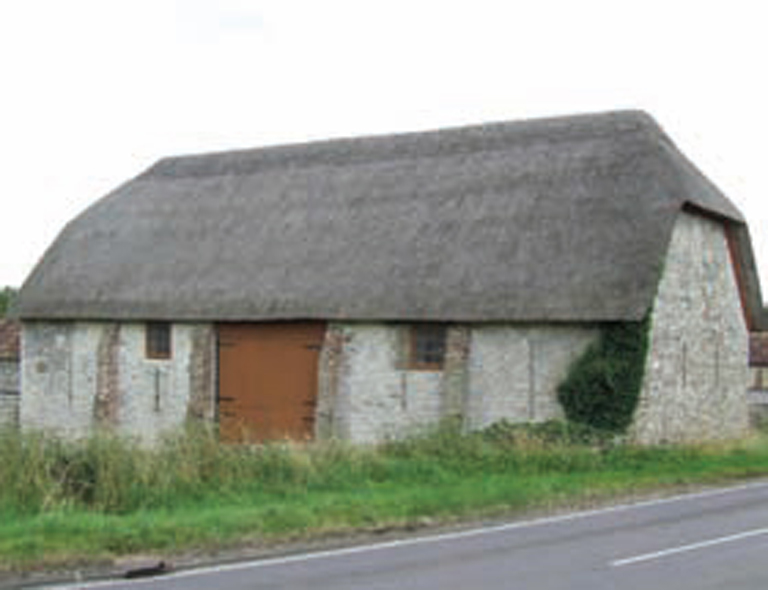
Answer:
[
  {"left": 23, "top": 319, "right": 598, "bottom": 444},
  {"left": 317, "top": 323, "right": 598, "bottom": 443},
  {"left": 0, "top": 359, "right": 19, "bottom": 428},
  {"left": 317, "top": 324, "right": 443, "bottom": 442},
  {"left": 631, "top": 211, "right": 750, "bottom": 443},
  {"left": 465, "top": 326, "right": 599, "bottom": 430},
  {"left": 21, "top": 322, "right": 216, "bottom": 442}
]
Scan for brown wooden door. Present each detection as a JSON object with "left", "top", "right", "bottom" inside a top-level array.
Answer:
[{"left": 217, "top": 322, "right": 325, "bottom": 443}]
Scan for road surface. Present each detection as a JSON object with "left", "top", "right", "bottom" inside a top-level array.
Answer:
[{"left": 43, "top": 481, "right": 768, "bottom": 589}]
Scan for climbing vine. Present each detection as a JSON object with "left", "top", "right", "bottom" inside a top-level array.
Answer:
[{"left": 557, "top": 317, "right": 650, "bottom": 434}]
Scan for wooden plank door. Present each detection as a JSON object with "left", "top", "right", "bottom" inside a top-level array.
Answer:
[{"left": 217, "top": 322, "right": 325, "bottom": 443}]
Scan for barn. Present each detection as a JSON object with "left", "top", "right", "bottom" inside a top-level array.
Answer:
[{"left": 14, "top": 111, "right": 764, "bottom": 444}]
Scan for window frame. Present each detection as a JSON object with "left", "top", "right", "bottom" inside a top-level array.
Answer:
[
  {"left": 408, "top": 324, "right": 447, "bottom": 371},
  {"left": 145, "top": 322, "right": 172, "bottom": 360}
]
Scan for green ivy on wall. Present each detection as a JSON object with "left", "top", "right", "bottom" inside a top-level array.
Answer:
[{"left": 557, "top": 317, "right": 650, "bottom": 434}]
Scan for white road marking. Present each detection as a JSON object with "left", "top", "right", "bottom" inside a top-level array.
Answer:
[
  {"left": 611, "top": 527, "right": 768, "bottom": 567},
  {"left": 40, "top": 480, "right": 768, "bottom": 589}
]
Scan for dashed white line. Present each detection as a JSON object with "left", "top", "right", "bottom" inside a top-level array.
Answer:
[{"left": 611, "top": 527, "right": 768, "bottom": 567}]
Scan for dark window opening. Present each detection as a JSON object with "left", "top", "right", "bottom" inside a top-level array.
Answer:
[
  {"left": 409, "top": 324, "right": 447, "bottom": 370},
  {"left": 146, "top": 322, "right": 172, "bottom": 359}
]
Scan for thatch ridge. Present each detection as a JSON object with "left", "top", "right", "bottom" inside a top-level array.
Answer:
[
  {"left": 15, "top": 110, "right": 759, "bottom": 324},
  {"left": 145, "top": 110, "right": 660, "bottom": 180}
]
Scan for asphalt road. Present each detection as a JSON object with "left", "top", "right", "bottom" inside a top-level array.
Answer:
[{"left": 44, "top": 481, "right": 768, "bottom": 589}]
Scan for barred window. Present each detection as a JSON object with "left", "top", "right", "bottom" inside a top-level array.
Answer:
[
  {"left": 146, "top": 322, "right": 172, "bottom": 359},
  {"left": 409, "top": 324, "right": 447, "bottom": 370}
]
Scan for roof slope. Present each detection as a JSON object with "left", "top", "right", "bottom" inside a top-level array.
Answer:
[{"left": 15, "top": 111, "right": 759, "bottom": 323}]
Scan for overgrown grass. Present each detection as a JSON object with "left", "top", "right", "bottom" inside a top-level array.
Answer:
[{"left": 2, "top": 422, "right": 768, "bottom": 572}]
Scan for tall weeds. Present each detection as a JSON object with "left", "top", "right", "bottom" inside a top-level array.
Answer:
[
  {"left": 0, "top": 422, "right": 760, "bottom": 517},
  {"left": 0, "top": 427, "right": 382, "bottom": 514}
]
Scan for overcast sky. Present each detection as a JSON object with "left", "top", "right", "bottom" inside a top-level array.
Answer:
[{"left": 2, "top": 0, "right": 767, "bottom": 300}]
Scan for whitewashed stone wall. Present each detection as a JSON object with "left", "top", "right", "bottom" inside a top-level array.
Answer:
[
  {"left": 322, "top": 323, "right": 597, "bottom": 443},
  {"left": 632, "top": 212, "right": 750, "bottom": 443},
  {"left": 21, "top": 322, "right": 216, "bottom": 442},
  {"left": 324, "top": 324, "right": 443, "bottom": 442},
  {"left": 466, "top": 326, "right": 598, "bottom": 430}
]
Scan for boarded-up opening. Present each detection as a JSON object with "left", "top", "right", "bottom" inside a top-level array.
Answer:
[{"left": 217, "top": 323, "right": 326, "bottom": 443}]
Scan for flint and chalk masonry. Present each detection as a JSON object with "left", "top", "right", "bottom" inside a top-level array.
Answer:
[
  {"left": 465, "top": 327, "right": 599, "bottom": 431},
  {"left": 20, "top": 319, "right": 599, "bottom": 443},
  {"left": 21, "top": 322, "right": 216, "bottom": 442},
  {"left": 632, "top": 213, "right": 750, "bottom": 443},
  {"left": 324, "top": 324, "right": 445, "bottom": 442},
  {"left": 315, "top": 323, "right": 598, "bottom": 443}
]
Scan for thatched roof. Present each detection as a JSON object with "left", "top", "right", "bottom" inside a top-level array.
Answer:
[{"left": 15, "top": 111, "right": 763, "bottom": 325}]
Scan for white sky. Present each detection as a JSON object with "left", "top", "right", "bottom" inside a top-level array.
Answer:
[{"left": 1, "top": 0, "right": 767, "bottom": 300}]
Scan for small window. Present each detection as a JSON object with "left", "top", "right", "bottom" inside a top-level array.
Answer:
[
  {"left": 409, "top": 324, "right": 447, "bottom": 370},
  {"left": 146, "top": 322, "right": 172, "bottom": 359}
]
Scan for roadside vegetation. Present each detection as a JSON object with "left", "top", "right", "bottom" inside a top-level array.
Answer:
[{"left": 2, "top": 422, "right": 768, "bottom": 573}]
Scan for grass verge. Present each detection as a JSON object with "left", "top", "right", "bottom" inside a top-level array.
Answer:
[{"left": 2, "top": 423, "right": 768, "bottom": 572}]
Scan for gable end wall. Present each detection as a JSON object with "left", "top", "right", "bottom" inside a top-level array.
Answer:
[{"left": 632, "top": 211, "right": 749, "bottom": 443}]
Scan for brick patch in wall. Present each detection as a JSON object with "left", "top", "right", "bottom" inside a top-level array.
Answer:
[
  {"left": 187, "top": 326, "right": 216, "bottom": 422},
  {"left": 442, "top": 326, "right": 470, "bottom": 423},
  {"left": 316, "top": 325, "right": 346, "bottom": 440}
]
